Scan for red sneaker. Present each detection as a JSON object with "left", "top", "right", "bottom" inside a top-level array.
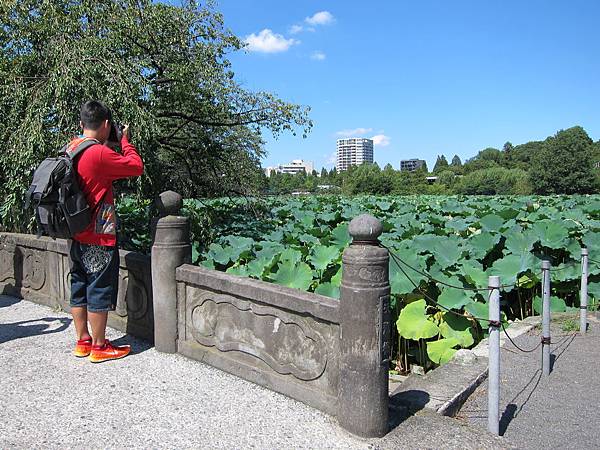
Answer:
[
  {"left": 88, "top": 340, "right": 131, "bottom": 363},
  {"left": 73, "top": 338, "right": 92, "bottom": 357}
]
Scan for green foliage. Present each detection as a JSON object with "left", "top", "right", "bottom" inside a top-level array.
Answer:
[
  {"left": 456, "top": 167, "right": 532, "bottom": 195},
  {"left": 532, "top": 295, "right": 567, "bottom": 314},
  {"left": 530, "top": 127, "right": 598, "bottom": 195},
  {"left": 427, "top": 338, "right": 459, "bottom": 365},
  {"left": 270, "top": 261, "right": 313, "bottom": 291},
  {"left": 396, "top": 299, "right": 439, "bottom": 340},
  {"left": 0, "top": 0, "right": 311, "bottom": 231},
  {"left": 433, "top": 155, "right": 449, "bottom": 173}
]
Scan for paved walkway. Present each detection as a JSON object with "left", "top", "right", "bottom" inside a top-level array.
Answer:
[
  {"left": 458, "top": 314, "right": 600, "bottom": 449},
  {"left": 0, "top": 295, "right": 508, "bottom": 449}
]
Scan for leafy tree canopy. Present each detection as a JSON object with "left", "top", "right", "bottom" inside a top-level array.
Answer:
[
  {"left": 530, "top": 126, "right": 598, "bottom": 194},
  {"left": 0, "top": 0, "right": 311, "bottom": 230},
  {"left": 432, "top": 155, "right": 449, "bottom": 173},
  {"left": 451, "top": 154, "right": 462, "bottom": 166}
]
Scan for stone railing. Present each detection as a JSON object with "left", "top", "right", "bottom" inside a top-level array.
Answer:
[
  {"left": 0, "top": 233, "right": 154, "bottom": 342},
  {"left": 1, "top": 191, "right": 392, "bottom": 438}
]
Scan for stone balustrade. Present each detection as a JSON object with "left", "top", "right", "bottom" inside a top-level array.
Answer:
[{"left": 0, "top": 191, "right": 391, "bottom": 438}]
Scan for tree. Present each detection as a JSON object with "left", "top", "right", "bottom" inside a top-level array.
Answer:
[
  {"left": 451, "top": 155, "right": 462, "bottom": 166},
  {"left": 341, "top": 163, "right": 389, "bottom": 195},
  {"left": 320, "top": 167, "right": 328, "bottom": 178},
  {"left": 0, "top": 0, "right": 311, "bottom": 231},
  {"left": 502, "top": 141, "right": 514, "bottom": 154},
  {"left": 432, "top": 155, "right": 449, "bottom": 173},
  {"left": 455, "top": 167, "right": 531, "bottom": 195},
  {"left": 530, "top": 127, "right": 598, "bottom": 194}
]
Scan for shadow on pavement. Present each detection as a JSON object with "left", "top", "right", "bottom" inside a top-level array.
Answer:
[
  {"left": 499, "top": 404, "right": 517, "bottom": 435},
  {"left": 551, "top": 333, "right": 576, "bottom": 369},
  {"left": 111, "top": 334, "right": 153, "bottom": 355},
  {"left": 499, "top": 369, "right": 542, "bottom": 436},
  {"left": 388, "top": 389, "right": 430, "bottom": 431},
  {"left": 0, "top": 295, "right": 21, "bottom": 308},
  {"left": 0, "top": 317, "right": 71, "bottom": 344}
]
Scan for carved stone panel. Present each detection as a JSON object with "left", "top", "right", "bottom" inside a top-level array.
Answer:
[
  {"left": 186, "top": 289, "right": 328, "bottom": 381},
  {"left": 379, "top": 295, "right": 391, "bottom": 364},
  {"left": 21, "top": 249, "right": 46, "bottom": 291},
  {"left": 117, "top": 269, "right": 149, "bottom": 320},
  {"left": 0, "top": 244, "right": 15, "bottom": 283}
]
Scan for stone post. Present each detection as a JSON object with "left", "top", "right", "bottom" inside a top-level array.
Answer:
[
  {"left": 338, "top": 214, "right": 390, "bottom": 437},
  {"left": 151, "top": 191, "right": 191, "bottom": 353}
]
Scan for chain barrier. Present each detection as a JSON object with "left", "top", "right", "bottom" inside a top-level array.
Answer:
[{"left": 383, "top": 243, "right": 582, "bottom": 356}]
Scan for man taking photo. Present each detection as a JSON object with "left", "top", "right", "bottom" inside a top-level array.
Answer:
[{"left": 68, "top": 100, "right": 144, "bottom": 363}]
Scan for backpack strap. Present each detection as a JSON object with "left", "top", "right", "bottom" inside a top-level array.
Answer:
[{"left": 62, "top": 137, "right": 100, "bottom": 160}]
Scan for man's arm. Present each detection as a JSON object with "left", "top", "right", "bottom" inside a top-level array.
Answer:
[{"left": 99, "top": 128, "right": 144, "bottom": 180}]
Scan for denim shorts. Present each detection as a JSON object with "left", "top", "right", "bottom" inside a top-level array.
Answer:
[{"left": 69, "top": 241, "right": 119, "bottom": 313}]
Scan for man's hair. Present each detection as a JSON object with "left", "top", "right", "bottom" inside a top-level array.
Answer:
[{"left": 80, "top": 100, "right": 112, "bottom": 130}]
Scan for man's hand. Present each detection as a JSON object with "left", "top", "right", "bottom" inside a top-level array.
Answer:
[{"left": 122, "top": 124, "right": 130, "bottom": 140}]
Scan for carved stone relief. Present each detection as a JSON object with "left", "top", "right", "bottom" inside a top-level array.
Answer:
[
  {"left": 379, "top": 295, "right": 391, "bottom": 364},
  {"left": 0, "top": 245, "right": 15, "bottom": 283},
  {"left": 187, "top": 289, "right": 328, "bottom": 381},
  {"left": 116, "top": 268, "right": 149, "bottom": 320},
  {"left": 21, "top": 249, "right": 46, "bottom": 290}
]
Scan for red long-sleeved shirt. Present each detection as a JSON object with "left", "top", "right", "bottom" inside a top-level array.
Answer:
[{"left": 68, "top": 135, "right": 144, "bottom": 246}]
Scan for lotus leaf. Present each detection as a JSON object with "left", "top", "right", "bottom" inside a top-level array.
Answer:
[
  {"left": 437, "top": 287, "right": 476, "bottom": 310},
  {"left": 396, "top": 299, "right": 439, "bottom": 340},
  {"left": 311, "top": 246, "right": 341, "bottom": 271},
  {"left": 427, "top": 338, "right": 460, "bottom": 365},
  {"left": 468, "top": 232, "right": 501, "bottom": 260},
  {"left": 532, "top": 295, "right": 567, "bottom": 314},
  {"left": 331, "top": 223, "right": 351, "bottom": 248},
  {"left": 479, "top": 214, "right": 504, "bottom": 233},
  {"left": 271, "top": 261, "right": 313, "bottom": 291},
  {"left": 532, "top": 220, "right": 569, "bottom": 249},
  {"left": 439, "top": 313, "right": 475, "bottom": 347},
  {"left": 314, "top": 282, "right": 340, "bottom": 299},
  {"left": 434, "top": 240, "right": 464, "bottom": 269}
]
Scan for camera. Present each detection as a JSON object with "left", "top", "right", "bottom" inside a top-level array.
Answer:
[{"left": 108, "top": 122, "right": 123, "bottom": 143}]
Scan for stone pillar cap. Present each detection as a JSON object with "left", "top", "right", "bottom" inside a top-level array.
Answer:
[
  {"left": 348, "top": 214, "right": 383, "bottom": 242},
  {"left": 156, "top": 190, "right": 183, "bottom": 217}
]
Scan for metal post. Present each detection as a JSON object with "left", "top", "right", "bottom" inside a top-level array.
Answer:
[
  {"left": 487, "top": 276, "right": 500, "bottom": 436},
  {"left": 580, "top": 248, "right": 589, "bottom": 334},
  {"left": 542, "top": 260, "right": 551, "bottom": 376}
]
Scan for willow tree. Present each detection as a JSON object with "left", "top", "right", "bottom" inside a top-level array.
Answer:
[{"left": 0, "top": 0, "right": 311, "bottom": 231}]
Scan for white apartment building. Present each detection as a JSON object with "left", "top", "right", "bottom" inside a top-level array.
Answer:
[
  {"left": 264, "top": 159, "right": 315, "bottom": 177},
  {"left": 336, "top": 138, "right": 374, "bottom": 171}
]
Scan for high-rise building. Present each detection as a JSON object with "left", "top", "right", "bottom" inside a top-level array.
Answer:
[
  {"left": 400, "top": 159, "right": 426, "bottom": 172},
  {"left": 336, "top": 138, "right": 374, "bottom": 171}
]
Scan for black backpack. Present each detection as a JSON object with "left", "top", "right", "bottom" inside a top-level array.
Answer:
[{"left": 25, "top": 138, "right": 101, "bottom": 239}]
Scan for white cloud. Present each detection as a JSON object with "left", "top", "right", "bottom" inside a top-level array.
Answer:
[
  {"left": 336, "top": 127, "right": 373, "bottom": 137},
  {"left": 327, "top": 152, "right": 337, "bottom": 164},
  {"left": 244, "top": 29, "right": 299, "bottom": 53},
  {"left": 371, "top": 134, "right": 391, "bottom": 147},
  {"left": 311, "top": 51, "right": 326, "bottom": 61},
  {"left": 289, "top": 24, "right": 303, "bottom": 34},
  {"left": 305, "top": 11, "right": 335, "bottom": 26}
]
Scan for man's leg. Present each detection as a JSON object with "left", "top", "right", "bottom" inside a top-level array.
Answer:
[
  {"left": 88, "top": 311, "right": 108, "bottom": 347},
  {"left": 69, "top": 240, "right": 92, "bottom": 341},
  {"left": 86, "top": 245, "right": 130, "bottom": 362},
  {"left": 71, "top": 306, "right": 92, "bottom": 341}
]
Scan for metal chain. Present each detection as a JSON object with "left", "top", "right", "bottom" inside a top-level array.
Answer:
[{"left": 385, "top": 245, "right": 565, "bottom": 355}]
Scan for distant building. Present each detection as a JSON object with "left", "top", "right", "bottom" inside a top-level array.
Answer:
[
  {"left": 336, "top": 138, "right": 374, "bottom": 172},
  {"left": 264, "top": 159, "right": 314, "bottom": 177},
  {"left": 400, "top": 159, "right": 426, "bottom": 172}
]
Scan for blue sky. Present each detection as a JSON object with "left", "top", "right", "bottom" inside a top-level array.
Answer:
[{"left": 210, "top": 1, "right": 600, "bottom": 171}]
